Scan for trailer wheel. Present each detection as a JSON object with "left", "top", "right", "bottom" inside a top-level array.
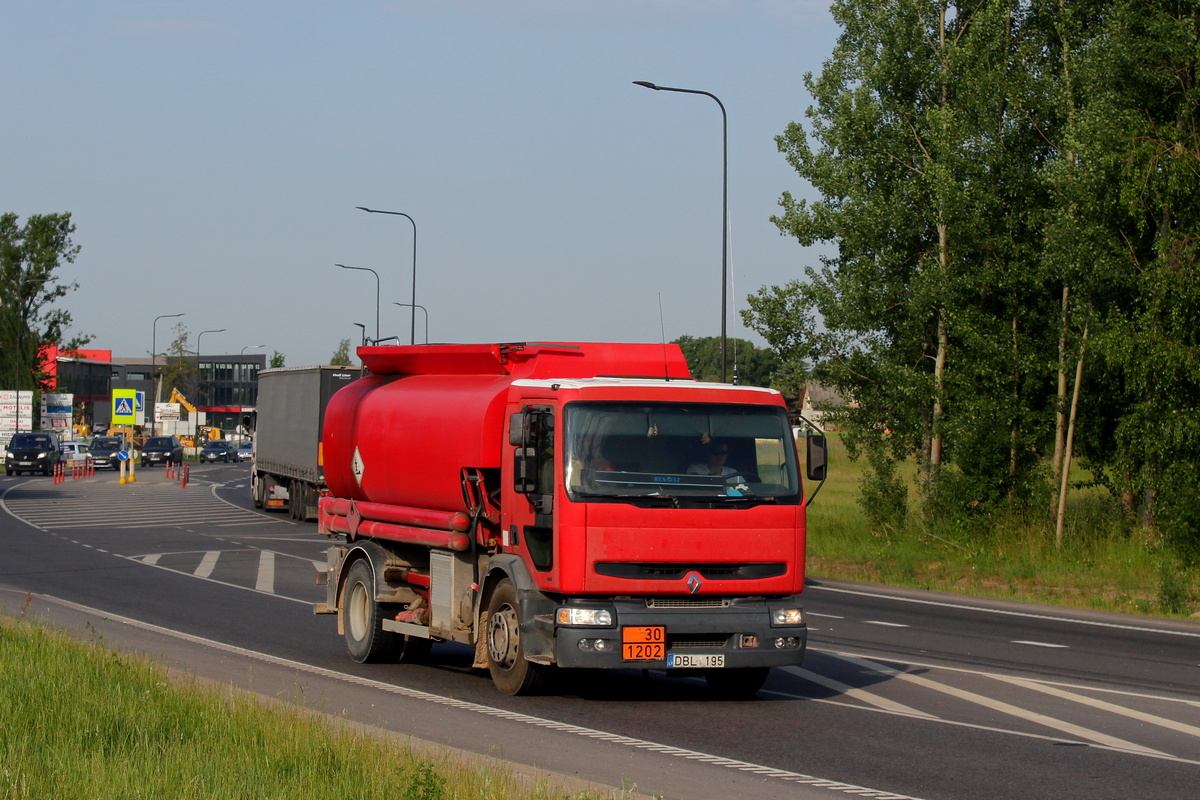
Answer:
[
  {"left": 705, "top": 667, "right": 769, "bottom": 700},
  {"left": 485, "top": 579, "right": 549, "bottom": 695},
  {"left": 341, "top": 559, "right": 399, "bottom": 663},
  {"left": 252, "top": 476, "right": 264, "bottom": 509}
]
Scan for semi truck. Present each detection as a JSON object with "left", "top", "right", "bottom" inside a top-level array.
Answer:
[
  {"left": 250, "top": 365, "right": 363, "bottom": 519},
  {"left": 315, "top": 342, "right": 827, "bottom": 697}
]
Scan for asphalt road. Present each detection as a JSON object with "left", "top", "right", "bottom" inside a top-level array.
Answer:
[{"left": 2, "top": 464, "right": 1198, "bottom": 800}]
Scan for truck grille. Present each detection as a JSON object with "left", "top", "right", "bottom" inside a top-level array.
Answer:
[
  {"left": 667, "top": 634, "right": 731, "bottom": 649},
  {"left": 645, "top": 597, "right": 730, "bottom": 609},
  {"left": 596, "top": 562, "right": 786, "bottom": 581}
]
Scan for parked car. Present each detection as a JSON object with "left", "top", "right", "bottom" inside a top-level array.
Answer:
[
  {"left": 200, "top": 440, "right": 236, "bottom": 463},
  {"left": 141, "top": 436, "right": 183, "bottom": 467},
  {"left": 5, "top": 431, "right": 62, "bottom": 476},
  {"left": 88, "top": 436, "right": 125, "bottom": 470},
  {"left": 59, "top": 441, "right": 94, "bottom": 465},
  {"left": 236, "top": 440, "right": 254, "bottom": 462}
]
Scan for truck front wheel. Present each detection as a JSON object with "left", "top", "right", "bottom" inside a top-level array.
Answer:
[
  {"left": 341, "top": 559, "right": 399, "bottom": 663},
  {"left": 485, "top": 580, "right": 549, "bottom": 695}
]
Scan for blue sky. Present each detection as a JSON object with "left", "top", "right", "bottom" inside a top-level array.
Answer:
[{"left": 4, "top": 1, "right": 838, "bottom": 366}]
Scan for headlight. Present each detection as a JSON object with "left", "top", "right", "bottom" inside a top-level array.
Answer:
[
  {"left": 37, "top": 452, "right": 47, "bottom": 459},
  {"left": 556, "top": 608, "right": 613, "bottom": 626},
  {"left": 772, "top": 608, "right": 806, "bottom": 626}
]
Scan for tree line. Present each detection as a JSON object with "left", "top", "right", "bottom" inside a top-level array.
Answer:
[{"left": 743, "top": 0, "right": 1200, "bottom": 557}]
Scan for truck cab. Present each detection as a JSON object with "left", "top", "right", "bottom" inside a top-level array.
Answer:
[{"left": 317, "top": 343, "right": 825, "bottom": 697}]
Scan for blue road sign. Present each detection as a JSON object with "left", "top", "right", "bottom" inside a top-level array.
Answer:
[
  {"left": 117, "top": 450, "right": 130, "bottom": 462},
  {"left": 114, "top": 397, "right": 134, "bottom": 416}
]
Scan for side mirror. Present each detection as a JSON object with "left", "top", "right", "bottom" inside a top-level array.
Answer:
[
  {"left": 513, "top": 446, "right": 537, "bottom": 493},
  {"left": 509, "top": 413, "right": 528, "bottom": 446},
  {"left": 806, "top": 433, "right": 828, "bottom": 482}
]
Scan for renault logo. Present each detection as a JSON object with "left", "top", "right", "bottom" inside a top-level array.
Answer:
[{"left": 685, "top": 572, "right": 703, "bottom": 594}]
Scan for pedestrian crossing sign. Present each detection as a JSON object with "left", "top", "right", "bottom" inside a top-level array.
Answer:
[{"left": 113, "top": 389, "right": 137, "bottom": 425}]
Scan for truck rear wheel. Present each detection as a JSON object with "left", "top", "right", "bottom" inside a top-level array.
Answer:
[
  {"left": 341, "top": 559, "right": 399, "bottom": 663},
  {"left": 705, "top": 667, "right": 770, "bottom": 700},
  {"left": 252, "top": 476, "right": 264, "bottom": 508},
  {"left": 485, "top": 579, "right": 550, "bottom": 695}
]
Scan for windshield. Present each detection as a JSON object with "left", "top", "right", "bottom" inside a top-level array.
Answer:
[
  {"left": 564, "top": 402, "right": 800, "bottom": 504},
  {"left": 92, "top": 439, "right": 120, "bottom": 451},
  {"left": 146, "top": 438, "right": 173, "bottom": 447},
  {"left": 11, "top": 434, "right": 52, "bottom": 449}
]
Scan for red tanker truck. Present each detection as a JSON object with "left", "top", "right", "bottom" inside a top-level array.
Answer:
[{"left": 316, "top": 341, "right": 827, "bottom": 697}]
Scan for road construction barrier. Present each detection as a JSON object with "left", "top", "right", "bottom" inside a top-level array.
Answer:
[{"left": 53, "top": 463, "right": 65, "bottom": 484}]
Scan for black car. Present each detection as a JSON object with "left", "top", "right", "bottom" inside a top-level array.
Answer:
[
  {"left": 88, "top": 436, "right": 125, "bottom": 470},
  {"left": 141, "top": 436, "right": 183, "bottom": 467},
  {"left": 200, "top": 440, "right": 236, "bottom": 463},
  {"left": 5, "top": 431, "right": 62, "bottom": 476}
]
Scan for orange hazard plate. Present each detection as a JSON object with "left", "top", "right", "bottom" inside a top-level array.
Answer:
[{"left": 621, "top": 626, "right": 665, "bottom": 661}]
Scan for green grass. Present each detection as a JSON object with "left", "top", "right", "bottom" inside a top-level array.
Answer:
[
  {"left": 0, "top": 613, "right": 631, "bottom": 800},
  {"left": 805, "top": 435, "right": 1200, "bottom": 618}
]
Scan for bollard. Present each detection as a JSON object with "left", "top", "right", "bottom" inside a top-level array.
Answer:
[{"left": 181, "top": 464, "right": 190, "bottom": 489}]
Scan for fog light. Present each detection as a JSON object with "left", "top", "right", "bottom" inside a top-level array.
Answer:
[
  {"left": 772, "top": 608, "right": 806, "bottom": 626},
  {"left": 577, "top": 639, "right": 594, "bottom": 651},
  {"left": 594, "top": 638, "right": 612, "bottom": 652},
  {"left": 773, "top": 637, "right": 800, "bottom": 649}
]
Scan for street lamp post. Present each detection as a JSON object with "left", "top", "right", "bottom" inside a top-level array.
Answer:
[
  {"left": 357, "top": 207, "right": 418, "bottom": 345},
  {"left": 335, "top": 264, "right": 380, "bottom": 341},
  {"left": 241, "top": 344, "right": 265, "bottom": 355},
  {"left": 634, "top": 80, "right": 729, "bottom": 382},
  {"left": 195, "top": 328, "right": 225, "bottom": 442},
  {"left": 392, "top": 302, "right": 429, "bottom": 344},
  {"left": 152, "top": 313, "right": 185, "bottom": 411}
]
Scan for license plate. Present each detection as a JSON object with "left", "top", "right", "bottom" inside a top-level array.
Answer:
[
  {"left": 622, "top": 625, "right": 665, "bottom": 661},
  {"left": 19, "top": 461, "right": 32, "bottom": 466},
  {"left": 668, "top": 653, "right": 725, "bottom": 668}
]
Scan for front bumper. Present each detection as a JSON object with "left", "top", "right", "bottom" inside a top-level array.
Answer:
[{"left": 552, "top": 596, "right": 807, "bottom": 670}]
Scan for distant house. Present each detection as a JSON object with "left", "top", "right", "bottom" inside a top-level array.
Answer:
[{"left": 797, "top": 382, "right": 848, "bottom": 432}]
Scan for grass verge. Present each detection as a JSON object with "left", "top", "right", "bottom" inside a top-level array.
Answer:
[
  {"left": 0, "top": 611, "right": 631, "bottom": 800},
  {"left": 806, "top": 436, "right": 1200, "bottom": 619}
]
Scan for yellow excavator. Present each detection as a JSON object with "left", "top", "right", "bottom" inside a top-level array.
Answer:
[{"left": 167, "top": 388, "right": 222, "bottom": 446}]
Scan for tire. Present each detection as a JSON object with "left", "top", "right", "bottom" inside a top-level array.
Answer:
[
  {"left": 252, "top": 476, "right": 264, "bottom": 509},
  {"left": 289, "top": 480, "right": 303, "bottom": 520},
  {"left": 705, "top": 667, "right": 770, "bottom": 700},
  {"left": 341, "top": 559, "right": 399, "bottom": 663},
  {"left": 42, "top": 463, "right": 51, "bottom": 476},
  {"left": 485, "top": 579, "right": 551, "bottom": 695},
  {"left": 5, "top": 468, "right": 11, "bottom": 476}
]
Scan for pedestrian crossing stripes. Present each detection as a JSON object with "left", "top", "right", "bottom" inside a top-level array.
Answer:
[{"left": 2, "top": 473, "right": 284, "bottom": 530}]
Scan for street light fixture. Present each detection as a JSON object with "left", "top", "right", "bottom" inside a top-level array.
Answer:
[
  {"left": 634, "top": 80, "right": 729, "bottom": 382},
  {"left": 392, "top": 302, "right": 429, "bottom": 344},
  {"left": 241, "top": 344, "right": 265, "bottom": 355},
  {"left": 152, "top": 313, "right": 185, "bottom": 412},
  {"left": 357, "top": 207, "right": 418, "bottom": 345},
  {"left": 195, "top": 329, "right": 225, "bottom": 440},
  {"left": 335, "top": 264, "right": 380, "bottom": 341}
]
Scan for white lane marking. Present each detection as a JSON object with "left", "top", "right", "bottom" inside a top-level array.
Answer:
[
  {"left": 807, "top": 612, "right": 844, "bottom": 619},
  {"left": 195, "top": 551, "right": 220, "bottom": 578},
  {"left": 37, "top": 594, "right": 930, "bottom": 800},
  {"left": 834, "top": 653, "right": 1170, "bottom": 757},
  {"left": 818, "top": 646, "right": 1200, "bottom": 711},
  {"left": 864, "top": 621, "right": 909, "bottom": 628},
  {"left": 993, "top": 675, "right": 1200, "bottom": 739},
  {"left": 1012, "top": 640, "right": 1069, "bottom": 649},
  {"left": 141, "top": 554, "right": 161, "bottom": 565},
  {"left": 312, "top": 560, "right": 325, "bottom": 573},
  {"left": 256, "top": 550, "right": 275, "bottom": 593},
  {"left": 782, "top": 666, "right": 935, "bottom": 718},
  {"left": 809, "top": 583, "right": 1200, "bottom": 639}
]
